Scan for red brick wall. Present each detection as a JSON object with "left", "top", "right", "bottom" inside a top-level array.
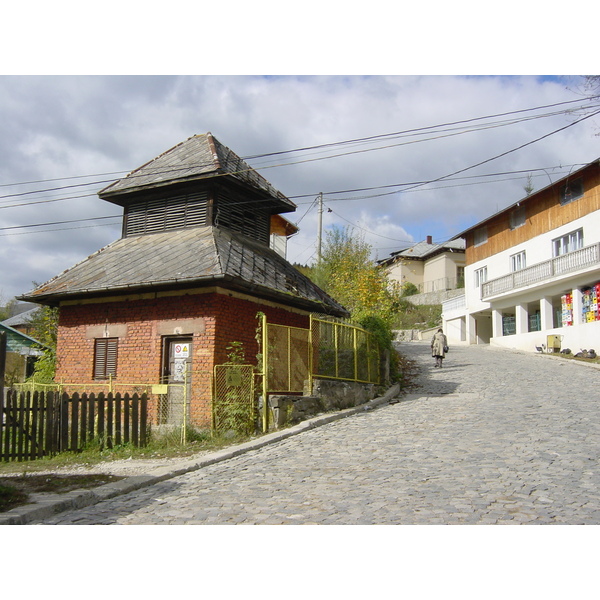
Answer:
[{"left": 55, "top": 291, "right": 310, "bottom": 429}]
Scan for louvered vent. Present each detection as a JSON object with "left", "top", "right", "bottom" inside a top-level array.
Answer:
[
  {"left": 215, "top": 190, "right": 270, "bottom": 245},
  {"left": 124, "top": 191, "right": 208, "bottom": 236}
]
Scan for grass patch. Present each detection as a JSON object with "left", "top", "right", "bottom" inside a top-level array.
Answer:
[
  {"left": 0, "top": 429, "right": 257, "bottom": 477},
  {"left": 546, "top": 352, "right": 600, "bottom": 365},
  {"left": 0, "top": 474, "right": 124, "bottom": 513},
  {"left": 0, "top": 428, "right": 258, "bottom": 512},
  {"left": 392, "top": 300, "right": 442, "bottom": 330},
  {"left": 0, "top": 483, "right": 29, "bottom": 512}
]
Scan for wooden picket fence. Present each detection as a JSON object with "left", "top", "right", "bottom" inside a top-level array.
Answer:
[{"left": 0, "top": 390, "right": 148, "bottom": 462}]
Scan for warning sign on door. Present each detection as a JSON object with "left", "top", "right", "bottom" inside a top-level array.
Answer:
[{"left": 174, "top": 344, "right": 190, "bottom": 358}]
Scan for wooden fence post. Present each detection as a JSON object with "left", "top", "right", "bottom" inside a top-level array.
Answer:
[
  {"left": 0, "top": 332, "right": 5, "bottom": 457},
  {"left": 0, "top": 331, "right": 6, "bottom": 408}
]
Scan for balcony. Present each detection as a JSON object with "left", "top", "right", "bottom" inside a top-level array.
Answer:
[
  {"left": 442, "top": 294, "right": 466, "bottom": 314},
  {"left": 481, "top": 243, "right": 600, "bottom": 300}
]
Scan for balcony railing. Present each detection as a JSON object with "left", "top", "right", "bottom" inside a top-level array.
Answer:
[
  {"left": 442, "top": 294, "right": 466, "bottom": 313},
  {"left": 481, "top": 243, "right": 600, "bottom": 300},
  {"left": 418, "top": 276, "right": 464, "bottom": 294}
]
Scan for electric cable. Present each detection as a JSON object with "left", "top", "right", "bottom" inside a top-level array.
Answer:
[{"left": 2, "top": 95, "right": 598, "bottom": 199}]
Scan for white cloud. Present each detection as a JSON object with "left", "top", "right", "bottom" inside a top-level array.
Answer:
[{"left": 0, "top": 75, "right": 599, "bottom": 302}]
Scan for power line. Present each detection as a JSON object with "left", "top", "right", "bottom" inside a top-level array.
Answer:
[
  {"left": 2, "top": 95, "right": 598, "bottom": 201},
  {"left": 0, "top": 214, "right": 121, "bottom": 232},
  {"left": 0, "top": 161, "right": 586, "bottom": 237},
  {"left": 2, "top": 103, "right": 594, "bottom": 211},
  {"left": 0, "top": 161, "right": 585, "bottom": 216},
  {"left": 2, "top": 103, "right": 598, "bottom": 237},
  {"left": 243, "top": 96, "right": 600, "bottom": 159},
  {"left": 399, "top": 109, "right": 600, "bottom": 194}
]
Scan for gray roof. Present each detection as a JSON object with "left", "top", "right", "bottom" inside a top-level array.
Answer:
[
  {"left": 1, "top": 307, "right": 40, "bottom": 328},
  {"left": 379, "top": 238, "right": 465, "bottom": 265},
  {"left": 99, "top": 133, "right": 296, "bottom": 214},
  {"left": 19, "top": 227, "right": 349, "bottom": 317}
]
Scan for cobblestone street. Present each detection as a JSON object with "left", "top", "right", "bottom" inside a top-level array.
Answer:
[{"left": 31, "top": 341, "right": 600, "bottom": 525}]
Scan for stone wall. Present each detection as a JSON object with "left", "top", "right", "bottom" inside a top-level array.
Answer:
[
  {"left": 268, "top": 378, "right": 376, "bottom": 430},
  {"left": 404, "top": 288, "right": 464, "bottom": 306}
]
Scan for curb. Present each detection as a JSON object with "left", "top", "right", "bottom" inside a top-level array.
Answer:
[{"left": 1, "top": 383, "right": 402, "bottom": 525}]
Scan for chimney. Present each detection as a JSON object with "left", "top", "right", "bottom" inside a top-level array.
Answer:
[{"left": 426, "top": 235, "right": 433, "bottom": 244}]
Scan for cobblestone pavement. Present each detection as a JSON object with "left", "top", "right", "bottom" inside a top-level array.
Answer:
[{"left": 32, "top": 342, "right": 600, "bottom": 524}]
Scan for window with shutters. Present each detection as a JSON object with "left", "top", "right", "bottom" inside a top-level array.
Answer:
[{"left": 94, "top": 338, "right": 118, "bottom": 379}]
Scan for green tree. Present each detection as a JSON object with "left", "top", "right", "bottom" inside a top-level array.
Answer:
[
  {"left": 304, "top": 228, "right": 404, "bottom": 383},
  {"left": 314, "top": 226, "right": 399, "bottom": 325},
  {"left": 523, "top": 173, "right": 535, "bottom": 196},
  {"left": 0, "top": 292, "right": 16, "bottom": 321},
  {"left": 26, "top": 305, "right": 59, "bottom": 383}
]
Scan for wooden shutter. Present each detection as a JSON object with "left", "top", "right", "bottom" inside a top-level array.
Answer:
[
  {"left": 94, "top": 338, "right": 118, "bottom": 379},
  {"left": 123, "top": 191, "right": 208, "bottom": 236}
]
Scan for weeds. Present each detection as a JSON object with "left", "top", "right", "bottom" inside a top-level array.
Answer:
[{"left": 391, "top": 301, "right": 442, "bottom": 330}]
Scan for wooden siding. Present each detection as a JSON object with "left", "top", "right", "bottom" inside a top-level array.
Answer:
[{"left": 466, "top": 163, "right": 600, "bottom": 265}]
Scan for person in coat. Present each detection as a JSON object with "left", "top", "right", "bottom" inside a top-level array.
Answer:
[{"left": 431, "top": 328, "right": 448, "bottom": 368}]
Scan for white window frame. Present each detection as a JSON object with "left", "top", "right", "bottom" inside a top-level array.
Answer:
[
  {"left": 553, "top": 229, "right": 583, "bottom": 257},
  {"left": 510, "top": 251, "right": 526, "bottom": 272},
  {"left": 474, "top": 266, "right": 488, "bottom": 288}
]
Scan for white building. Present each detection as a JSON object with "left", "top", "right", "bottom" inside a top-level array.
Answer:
[
  {"left": 443, "top": 158, "right": 600, "bottom": 353},
  {"left": 379, "top": 236, "right": 465, "bottom": 294}
]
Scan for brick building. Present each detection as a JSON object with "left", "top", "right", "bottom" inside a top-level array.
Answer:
[{"left": 20, "top": 134, "right": 348, "bottom": 428}]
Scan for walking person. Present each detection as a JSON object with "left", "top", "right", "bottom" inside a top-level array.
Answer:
[{"left": 431, "top": 328, "right": 448, "bottom": 368}]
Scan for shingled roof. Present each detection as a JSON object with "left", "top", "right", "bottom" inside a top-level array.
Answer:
[
  {"left": 19, "top": 227, "right": 349, "bottom": 317},
  {"left": 99, "top": 133, "right": 296, "bottom": 214},
  {"left": 378, "top": 238, "right": 465, "bottom": 267}
]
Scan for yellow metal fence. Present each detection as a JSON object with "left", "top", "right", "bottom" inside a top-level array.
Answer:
[{"left": 310, "top": 316, "right": 380, "bottom": 385}]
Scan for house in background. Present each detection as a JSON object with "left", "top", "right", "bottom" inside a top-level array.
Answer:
[
  {"left": 378, "top": 236, "right": 465, "bottom": 295},
  {"left": 2, "top": 306, "right": 40, "bottom": 337},
  {"left": 443, "top": 157, "right": 600, "bottom": 352},
  {"left": 0, "top": 322, "right": 47, "bottom": 384},
  {"left": 20, "top": 133, "right": 348, "bottom": 429}
]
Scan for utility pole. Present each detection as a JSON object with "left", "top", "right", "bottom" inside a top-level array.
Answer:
[{"left": 316, "top": 192, "right": 323, "bottom": 264}]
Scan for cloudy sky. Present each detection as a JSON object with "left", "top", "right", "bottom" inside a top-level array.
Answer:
[{"left": 1, "top": 6, "right": 599, "bottom": 305}]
